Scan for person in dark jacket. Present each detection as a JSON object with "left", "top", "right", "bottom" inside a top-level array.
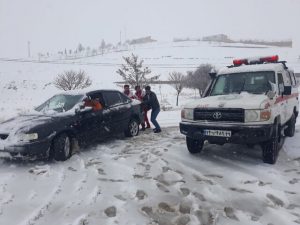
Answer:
[
  {"left": 143, "top": 85, "right": 161, "bottom": 133},
  {"left": 134, "top": 85, "right": 151, "bottom": 130}
]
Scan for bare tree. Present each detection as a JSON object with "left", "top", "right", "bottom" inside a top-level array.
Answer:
[
  {"left": 168, "top": 71, "right": 185, "bottom": 106},
  {"left": 54, "top": 70, "right": 92, "bottom": 91},
  {"left": 100, "top": 39, "right": 106, "bottom": 55},
  {"left": 116, "top": 53, "right": 159, "bottom": 87},
  {"left": 185, "top": 64, "right": 214, "bottom": 97}
]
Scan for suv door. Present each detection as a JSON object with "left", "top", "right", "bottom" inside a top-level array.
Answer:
[
  {"left": 277, "top": 73, "right": 287, "bottom": 123},
  {"left": 102, "top": 91, "right": 132, "bottom": 134}
]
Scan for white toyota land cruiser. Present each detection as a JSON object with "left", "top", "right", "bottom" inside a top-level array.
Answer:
[{"left": 180, "top": 55, "right": 299, "bottom": 164}]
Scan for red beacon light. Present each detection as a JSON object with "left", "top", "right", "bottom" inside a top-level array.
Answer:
[
  {"left": 233, "top": 58, "right": 248, "bottom": 66},
  {"left": 259, "top": 55, "right": 279, "bottom": 63}
]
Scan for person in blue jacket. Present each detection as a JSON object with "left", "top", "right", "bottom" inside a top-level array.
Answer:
[{"left": 143, "top": 85, "right": 161, "bottom": 133}]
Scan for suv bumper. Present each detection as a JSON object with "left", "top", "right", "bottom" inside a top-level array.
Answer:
[{"left": 180, "top": 121, "right": 274, "bottom": 144}]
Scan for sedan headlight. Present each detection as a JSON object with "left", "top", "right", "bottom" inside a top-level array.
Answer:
[
  {"left": 245, "top": 109, "right": 271, "bottom": 122},
  {"left": 17, "top": 133, "right": 39, "bottom": 142},
  {"left": 181, "top": 108, "right": 194, "bottom": 120}
]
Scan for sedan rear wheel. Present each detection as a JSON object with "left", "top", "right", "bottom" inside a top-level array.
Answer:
[{"left": 125, "top": 119, "right": 139, "bottom": 137}]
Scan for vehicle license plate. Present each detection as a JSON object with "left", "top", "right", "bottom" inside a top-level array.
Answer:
[{"left": 203, "top": 129, "right": 231, "bottom": 137}]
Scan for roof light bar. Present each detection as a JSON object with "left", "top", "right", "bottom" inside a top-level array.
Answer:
[{"left": 232, "top": 55, "right": 279, "bottom": 67}]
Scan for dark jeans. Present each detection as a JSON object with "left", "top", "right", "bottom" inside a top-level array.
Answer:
[{"left": 151, "top": 108, "right": 161, "bottom": 130}]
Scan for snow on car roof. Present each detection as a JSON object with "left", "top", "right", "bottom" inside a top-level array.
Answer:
[
  {"left": 56, "top": 88, "right": 122, "bottom": 96},
  {"left": 218, "top": 63, "right": 286, "bottom": 75}
]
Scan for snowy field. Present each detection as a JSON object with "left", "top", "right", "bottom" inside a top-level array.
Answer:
[{"left": 0, "top": 41, "right": 300, "bottom": 225}]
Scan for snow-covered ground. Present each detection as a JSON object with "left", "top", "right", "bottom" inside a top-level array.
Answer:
[{"left": 0, "top": 41, "right": 300, "bottom": 225}]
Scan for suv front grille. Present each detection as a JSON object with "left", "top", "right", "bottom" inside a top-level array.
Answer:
[
  {"left": 194, "top": 108, "right": 244, "bottom": 122},
  {"left": 0, "top": 134, "right": 9, "bottom": 140}
]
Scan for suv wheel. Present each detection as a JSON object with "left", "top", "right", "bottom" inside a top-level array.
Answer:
[
  {"left": 124, "top": 119, "right": 139, "bottom": 137},
  {"left": 262, "top": 123, "right": 281, "bottom": 164},
  {"left": 186, "top": 137, "right": 204, "bottom": 154},
  {"left": 52, "top": 133, "right": 72, "bottom": 161},
  {"left": 284, "top": 113, "right": 296, "bottom": 137}
]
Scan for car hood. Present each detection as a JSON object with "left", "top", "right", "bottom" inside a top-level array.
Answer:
[
  {"left": 184, "top": 92, "right": 270, "bottom": 109},
  {"left": 0, "top": 114, "right": 54, "bottom": 135}
]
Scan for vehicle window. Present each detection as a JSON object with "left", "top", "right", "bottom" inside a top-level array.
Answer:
[
  {"left": 292, "top": 73, "right": 297, "bottom": 85},
  {"left": 283, "top": 72, "right": 292, "bottom": 86},
  {"left": 102, "top": 92, "right": 123, "bottom": 107},
  {"left": 290, "top": 72, "right": 296, "bottom": 86},
  {"left": 120, "top": 93, "right": 131, "bottom": 103},
  {"left": 277, "top": 73, "right": 284, "bottom": 94},
  {"left": 210, "top": 71, "right": 275, "bottom": 96},
  {"left": 35, "top": 94, "right": 84, "bottom": 112}
]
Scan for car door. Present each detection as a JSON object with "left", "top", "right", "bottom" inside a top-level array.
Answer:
[
  {"left": 75, "top": 93, "right": 105, "bottom": 144},
  {"left": 102, "top": 91, "right": 132, "bottom": 134}
]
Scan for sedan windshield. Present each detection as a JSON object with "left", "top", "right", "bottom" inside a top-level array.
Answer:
[
  {"left": 35, "top": 94, "right": 84, "bottom": 113},
  {"left": 210, "top": 71, "right": 275, "bottom": 96}
]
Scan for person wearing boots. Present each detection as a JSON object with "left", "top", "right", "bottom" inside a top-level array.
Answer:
[{"left": 143, "top": 85, "right": 161, "bottom": 133}]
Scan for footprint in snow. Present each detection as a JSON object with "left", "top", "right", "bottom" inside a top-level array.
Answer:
[
  {"left": 266, "top": 193, "right": 284, "bottom": 207},
  {"left": 229, "top": 187, "right": 253, "bottom": 193},
  {"left": 68, "top": 166, "right": 77, "bottom": 172},
  {"left": 284, "top": 190, "right": 297, "bottom": 195},
  {"left": 224, "top": 207, "right": 239, "bottom": 221},
  {"left": 243, "top": 180, "right": 271, "bottom": 186},
  {"left": 162, "top": 166, "right": 171, "bottom": 173},
  {"left": 180, "top": 187, "right": 190, "bottom": 197},
  {"left": 175, "top": 215, "right": 190, "bottom": 225},
  {"left": 192, "top": 191, "right": 206, "bottom": 201},
  {"left": 97, "top": 168, "right": 106, "bottom": 175},
  {"left": 287, "top": 204, "right": 300, "bottom": 210},
  {"left": 284, "top": 169, "right": 298, "bottom": 173},
  {"left": 289, "top": 178, "right": 300, "bottom": 184},
  {"left": 194, "top": 210, "right": 215, "bottom": 225},
  {"left": 156, "top": 183, "right": 170, "bottom": 193},
  {"left": 158, "top": 202, "right": 176, "bottom": 212},
  {"left": 193, "top": 174, "right": 214, "bottom": 185},
  {"left": 136, "top": 190, "right": 147, "bottom": 200},
  {"left": 204, "top": 174, "right": 223, "bottom": 179},
  {"left": 114, "top": 195, "right": 127, "bottom": 201}
]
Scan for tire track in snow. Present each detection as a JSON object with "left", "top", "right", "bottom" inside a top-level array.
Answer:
[{"left": 21, "top": 166, "right": 66, "bottom": 225}]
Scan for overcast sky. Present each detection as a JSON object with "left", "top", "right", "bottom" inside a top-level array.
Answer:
[{"left": 0, "top": 0, "right": 299, "bottom": 57}]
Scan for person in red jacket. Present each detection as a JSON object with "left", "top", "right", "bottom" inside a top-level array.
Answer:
[{"left": 134, "top": 85, "right": 150, "bottom": 131}]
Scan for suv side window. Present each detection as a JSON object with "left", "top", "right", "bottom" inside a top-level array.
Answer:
[
  {"left": 282, "top": 71, "right": 292, "bottom": 86},
  {"left": 277, "top": 73, "right": 284, "bottom": 94},
  {"left": 102, "top": 91, "right": 122, "bottom": 107},
  {"left": 290, "top": 71, "right": 296, "bottom": 86}
]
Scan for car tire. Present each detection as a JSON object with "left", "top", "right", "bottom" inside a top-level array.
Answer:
[
  {"left": 124, "top": 119, "right": 139, "bottom": 137},
  {"left": 186, "top": 137, "right": 204, "bottom": 154},
  {"left": 262, "top": 123, "right": 280, "bottom": 164},
  {"left": 284, "top": 113, "right": 296, "bottom": 137},
  {"left": 52, "top": 133, "right": 72, "bottom": 161}
]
